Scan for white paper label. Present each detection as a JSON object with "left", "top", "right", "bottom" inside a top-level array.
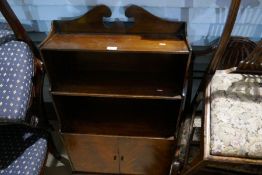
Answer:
[{"left": 107, "top": 46, "right": 118, "bottom": 50}]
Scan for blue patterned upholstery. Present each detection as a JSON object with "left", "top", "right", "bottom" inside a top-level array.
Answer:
[
  {"left": 0, "top": 23, "right": 15, "bottom": 45},
  {"left": 0, "top": 40, "right": 34, "bottom": 122},
  {"left": 0, "top": 21, "right": 48, "bottom": 175},
  {"left": 0, "top": 125, "right": 47, "bottom": 175}
]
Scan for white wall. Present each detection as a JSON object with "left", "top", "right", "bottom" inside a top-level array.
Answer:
[{"left": 1, "top": 0, "right": 262, "bottom": 45}]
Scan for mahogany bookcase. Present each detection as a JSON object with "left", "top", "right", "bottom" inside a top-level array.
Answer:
[{"left": 40, "top": 5, "right": 192, "bottom": 175}]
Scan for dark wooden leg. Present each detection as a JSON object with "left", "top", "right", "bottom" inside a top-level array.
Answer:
[
  {"left": 40, "top": 151, "right": 48, "bottom": 175},
  {"left": 48, "top": 132, "right": 62, "bottom": 160},
  {"left": 182, "top": 158, "right": 206, "bottom": 175}
]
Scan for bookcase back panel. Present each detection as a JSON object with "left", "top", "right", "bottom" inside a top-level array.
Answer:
[
  {"left": 53, "top": 96, "right": 180, "bottom": 138},
  {"left": 43, "top": 51, "right": 189, "bottom": 92}
]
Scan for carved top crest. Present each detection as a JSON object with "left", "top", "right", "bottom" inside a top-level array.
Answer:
[{"left": 51, "top": 5, "right": 186, "bottom": 37}]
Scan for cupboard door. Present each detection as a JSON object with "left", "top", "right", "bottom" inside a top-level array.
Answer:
[
  {"left": 119, "top": 137, "right": 174, "bottom": 175},
  {"left": 62, "top": 134, "right": 119, "bottom": 174}
]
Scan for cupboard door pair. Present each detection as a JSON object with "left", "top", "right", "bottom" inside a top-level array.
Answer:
[
  {"left": 63, "top": 134, "right": 119, "bottom": 174},
  {"left": 63, "top": 134, "right": 173, "bottom": 174}
]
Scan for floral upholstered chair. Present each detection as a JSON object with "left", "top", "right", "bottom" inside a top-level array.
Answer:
[
  {"left": 190, "top": 39, "right": 262, "bottom": 175},
  {"left": 0, "top": 1, "right": 59, "bottom": 174},
  {"left": 176, "top": 37, "right": 262, "bottom": 174},
  {"left": 173, "top": 12, "right": 262, "bottom": 175},
  {"left": 203, "top": 53, "right": 262, "bottom": 174},
  {"left": 171, "top": 0, "right": 262, "bottom": 174}
]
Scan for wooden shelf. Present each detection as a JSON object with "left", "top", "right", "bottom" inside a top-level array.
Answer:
[
  {"left": 61, "top": 118, "right": 176, "bottom": 138},
  {"left": 41, "top": 34, "right": 189, "bottom": 54},
  {"left": 51, "top": 72, "right": 183, "bottom": 100},
  {"left": 54, "top": 96, "right": 179, "bottom": 138}
]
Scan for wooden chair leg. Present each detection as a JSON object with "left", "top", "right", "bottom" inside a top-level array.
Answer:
[
  {"left": 182, "top": 158, "right": 206, "bottom": 175},
  {"left": 48, "top": 132, "right": 62, "bottom": 160}
]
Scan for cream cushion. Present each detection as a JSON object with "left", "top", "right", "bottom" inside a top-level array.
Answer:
[{"left": 210, "top": 71, "right": 262, "bottom": 158}]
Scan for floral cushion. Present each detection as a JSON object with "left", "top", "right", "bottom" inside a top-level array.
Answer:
[{"left": 210, "top": 71, "right": 262, "bottom": 158}]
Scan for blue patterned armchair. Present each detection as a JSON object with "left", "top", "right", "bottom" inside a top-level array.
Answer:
[{"left": 0, "top": 1, "right": 58, "bottom": 174}]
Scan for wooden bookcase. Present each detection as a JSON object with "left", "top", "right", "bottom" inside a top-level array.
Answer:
[{"left": 40, "top": 5, "right": 191, "bottom": 175}]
